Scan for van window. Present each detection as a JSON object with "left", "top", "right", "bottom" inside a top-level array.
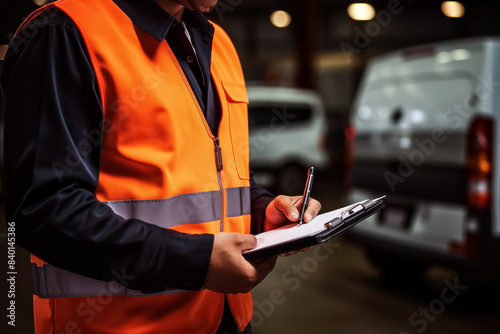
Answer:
[
  {"left": 362, "top": 72, "right": 474, "bottom": 114},
  {"left": 356, "top": 45, "right": 484, "bottom": 130},
  {"left": 354, "top": 71, "right": 477, "bottom": 133},
  {"left": 248, "top": 104, "right": 312, "bottom": 129}
]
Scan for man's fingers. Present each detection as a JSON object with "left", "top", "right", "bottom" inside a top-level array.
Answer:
[
  {"left": 279, "top": 247, "right": 311, "bottom": 257},
  {"left": 204, "top": 233, "right": 279, "bottom": 294},
  {"left": 271, "top": 195, "right": 301, "bottom": 221},
  {"left": 303, "top": 198, "right": 321, "bottom": 223},
  {"left": 263, "top": 195, "right": 323, "bottom": 232},
  {"left": 251, "top": 256, "right": 278, "bottom": 283}
]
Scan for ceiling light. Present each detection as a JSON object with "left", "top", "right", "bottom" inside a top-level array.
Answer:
[
  {"left": 270, "top": 10, "right": 291, "bottom": 28},
  {"left": 441, "top": 1, "right": 465, "bottom": 18},
  {"left": 347, "top": 3, "right": 376, "bottom": 21}
]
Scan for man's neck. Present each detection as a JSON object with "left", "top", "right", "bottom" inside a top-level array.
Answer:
[{"left": 154, "top": 0, "right": 185, "bottom": 21}]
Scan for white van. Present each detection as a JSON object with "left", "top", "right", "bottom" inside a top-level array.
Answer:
[
  {"left": 247, "top": 86, "right": 330, "bottom": 195},
  {"left": 346, "top": 37, "right": 500, "bottom": 282}
]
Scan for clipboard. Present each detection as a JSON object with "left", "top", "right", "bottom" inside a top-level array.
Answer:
[{"left": 243, "top": 196, "right": 385, "bottom": 261}]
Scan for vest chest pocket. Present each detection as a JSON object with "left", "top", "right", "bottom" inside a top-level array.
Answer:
[{"left": 222, "top": 82, "right": 250, "bottom": 180}]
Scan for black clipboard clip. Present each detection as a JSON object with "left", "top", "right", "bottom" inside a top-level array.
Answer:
[{"left": 324, "top": 197, "right": 385, "bottom": 231}]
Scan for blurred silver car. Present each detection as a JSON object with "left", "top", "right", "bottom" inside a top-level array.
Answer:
[{"left": 247, "top": 86, "right": 330, "bottom": 195}]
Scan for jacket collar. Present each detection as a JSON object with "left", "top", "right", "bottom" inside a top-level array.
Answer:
[{"left": 112, "top": 0, "right": 214, "bottom": 42}]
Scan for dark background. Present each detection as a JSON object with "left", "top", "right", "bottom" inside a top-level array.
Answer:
[
  {"left": 3, "top": 1, "right": 500, "bottom": 161},
  {"left": 1, "top": 1, "right": 500, "bottom": 333}
]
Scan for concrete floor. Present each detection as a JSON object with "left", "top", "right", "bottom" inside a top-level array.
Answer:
[{"left": 252, "top": 235, "right": 500, "bottom": 334}]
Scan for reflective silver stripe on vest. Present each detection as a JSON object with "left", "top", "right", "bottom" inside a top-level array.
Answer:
[
  {"left": 32, "top": 187, "right": 251, "bottom": 298},
  {"left": 226, "top": 187, "right": 251, "bottom": 217},
  {"left": 31, "top": 263, "right": 189, "bottom": 298},
  {"left": 105, "top": 187, "right": 250, "bottom": 228}
]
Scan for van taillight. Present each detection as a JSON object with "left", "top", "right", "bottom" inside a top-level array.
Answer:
[
  {"left": 344, "top": 124, "right": 357, "bottom": 190},
  {"left": 450, "top": 116, "right": 494, "bottom": 258},
  {"left": 345, "top": 124, "right": 357, "bottom": 142},
  {"left": 466, "top": 117, "right": 493, "bottom": 210}
]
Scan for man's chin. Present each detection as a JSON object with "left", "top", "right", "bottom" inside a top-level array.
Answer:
[{"left": 190, "top": 0, "right": 218, "bottom": 13}]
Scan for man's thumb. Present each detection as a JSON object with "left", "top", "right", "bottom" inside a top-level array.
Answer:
[{"left": 238, "top": 233, "right": 257, "bottom": 252}]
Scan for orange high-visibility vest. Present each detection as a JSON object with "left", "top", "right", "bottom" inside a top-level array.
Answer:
[{"left": 21, "top": 0, "right": 254, "bottom": 332}]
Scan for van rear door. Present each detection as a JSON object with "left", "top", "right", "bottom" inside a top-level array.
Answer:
[{"left": 352, "top": 43, "right": 486, "bottom": 204}]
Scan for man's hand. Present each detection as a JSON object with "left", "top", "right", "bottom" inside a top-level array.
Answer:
[
  {"left": 263, "top": 195, "right": 321, "bottom": 232},
  {"left": 203, "top": 232, "right": 277, "bottom": 294},
  {"left": 262, "top": 195, "right": 321, "bottom": 256}
]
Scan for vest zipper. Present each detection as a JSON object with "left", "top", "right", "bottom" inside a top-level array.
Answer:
[
  {"left": 214, "top": 138, "right": 224, "bottom": 231},
  {"left": 214, "top": 138, "right": 223, "bottom": 171}
]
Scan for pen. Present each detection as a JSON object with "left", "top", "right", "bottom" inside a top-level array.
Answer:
[{"left": 298, "top": 166, "right": 314, "bottom": 225}]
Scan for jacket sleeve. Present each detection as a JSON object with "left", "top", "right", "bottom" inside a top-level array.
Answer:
[
  {"left": 1, "top": 12, "right": 213, "bottom": 293},
  {"left": 249, "top": 173, "right": 274, "bottom": 234}
]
